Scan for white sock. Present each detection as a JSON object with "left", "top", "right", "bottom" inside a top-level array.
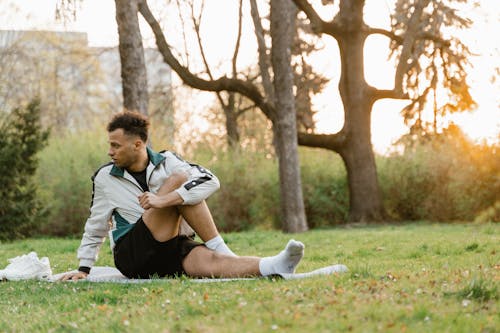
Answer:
[
  {"left": 259, "top": 239, "right": 304, "bottom": 276},
  {"left": 205, "top": 235, "right": 237, "bottom": 257}
]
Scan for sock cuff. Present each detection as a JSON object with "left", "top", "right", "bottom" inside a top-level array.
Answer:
[
  {"left": 258, "top": 257, "right": 272, "bottom": 276},
  {"left": 205, "top": 235, "right": 224, "bottom": 249}
]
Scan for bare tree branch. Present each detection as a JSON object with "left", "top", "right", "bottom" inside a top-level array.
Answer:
[
  {"left": 138, "top": 0, "right": 276, "bottom": 120},
  {"left": 249, "top": 0, "right": 274, "bottom": 101},
  {"left": 174, "top": 0, "right": 191, "bottom": 66},
  {"left": 232, "top": 0, "right": 243, "bottom": 77},
  {"left": 297, "top": 131, "right": 346, "bottom": 152},
  {"left": 189, "top": 0, "right": 226, "bottom": 109},
  {"left": 291, "top": 0, "right": 340, "bottom": 36},
  {"left": 394, "top": 0, "right": 431, "bottom": 96},
  {"left": 367, "top": 27, "right": 402, "bottom": 43}
]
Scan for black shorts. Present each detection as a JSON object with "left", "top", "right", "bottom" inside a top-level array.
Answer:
[{"left": 113, "top": 218, "right": 203, "bottom": 278}]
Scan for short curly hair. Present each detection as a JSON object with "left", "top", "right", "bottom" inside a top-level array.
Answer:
[{"left": 107, "top": 111, "right": 150, "bottom": 142}]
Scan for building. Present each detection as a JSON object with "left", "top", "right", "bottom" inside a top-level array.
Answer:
[{"left": 0, "top": 29, "right": 173, "bottom": 137}]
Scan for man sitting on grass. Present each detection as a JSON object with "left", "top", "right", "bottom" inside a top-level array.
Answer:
[{"left": 62, "top": 111, "right": 305, "bottom": 281}]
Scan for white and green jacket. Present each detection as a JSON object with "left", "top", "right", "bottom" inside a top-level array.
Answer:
[{"left": 76, "top": 148, "right": 220, "bottom": 270}]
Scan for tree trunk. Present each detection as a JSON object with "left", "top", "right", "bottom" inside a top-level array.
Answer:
[
  {"left": 115, "top": 0, "right": 148, "bottom": 115},
  {"left": 271, "top": 0, "right": 308, "bottom": 232},
  {"left": 336, "top": 0, "right": 385, "bottom": 222},
  {"left": 340, "top": 108, "right": 385, "bottom": 222},
  {"left": 224, "top": 93, "right": 240, "bottom": 148}
]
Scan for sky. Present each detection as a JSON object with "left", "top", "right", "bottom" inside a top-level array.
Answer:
[{"left": 0, "top": 0, "right": 498, "bottom": 153}]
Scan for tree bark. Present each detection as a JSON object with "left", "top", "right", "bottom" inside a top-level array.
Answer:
[
  {"left": 115, "top": 0, "right": 148, "bottom": 115},
  {"left": 224, "top": 94, "right": 240, "bottom": 148},
  {"left": 292, "top": 0, "right": 386, "bottom": 222},
  {"left": 271, "top": 0, "right": 308, "bottom": 232}
]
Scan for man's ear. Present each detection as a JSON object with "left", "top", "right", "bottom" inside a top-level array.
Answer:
[{"left": 134, "top": 139, "right": 144, "bottom": 150}]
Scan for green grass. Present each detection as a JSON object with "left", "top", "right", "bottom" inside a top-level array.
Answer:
[{"left": 0, "top": 223, "right": 498, "bottom": 332}]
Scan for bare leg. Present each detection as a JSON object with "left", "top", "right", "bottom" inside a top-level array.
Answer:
[
  {"left": 178, "top": 201, "right": 218, "bottom": 241},
  {"left": 141, "top": 173, "right": 184, "bottom": 241},
  {"left": 142, "top": 173, "right": 228, "bottom": 249},
  {"left": 183, "top": 239, "right": 305, "bottom": 278},
  {"left": 183, "top": 246, "right": 261, "bottom": 278},
  {"left": 142, "top": 204, "right": 181, "bottom": 242}
]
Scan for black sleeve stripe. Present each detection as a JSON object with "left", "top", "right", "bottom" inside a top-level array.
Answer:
[
  {"left": 190, "top": 163, "right": 214, "bottom": 177},
  {"left": 184, "top": 176, "right": 212, "bottom": 191},
  {"left": 91, "top": 162, "right": 113, "bottom": 181},
  {"left": 90, "top": 162, "right": 112, "bottom": 208}
]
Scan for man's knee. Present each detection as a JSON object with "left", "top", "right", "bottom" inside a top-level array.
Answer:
[
  {"left": 183, "top": 246, "right": 219, "bottom": 273},
  {"left": 178, "top": 218, "right": 195, "bottom": 237}
]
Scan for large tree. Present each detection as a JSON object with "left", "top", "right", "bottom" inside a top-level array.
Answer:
[{"left": 292, "top": 0, "right": 475, "bottom": 222}]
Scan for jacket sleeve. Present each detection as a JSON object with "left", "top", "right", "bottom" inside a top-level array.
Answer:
[
  {"left": 165, "top": 152, "right": 221, "bottom": 205},
  {"left": 77, "top": 171, "right": 113, "bottom": 269}
]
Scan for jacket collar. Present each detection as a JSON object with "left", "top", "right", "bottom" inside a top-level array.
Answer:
[{"left": 110, "top": 147, "right": 165, "bottom": 177}]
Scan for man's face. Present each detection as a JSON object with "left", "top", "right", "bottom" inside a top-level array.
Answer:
[{"left": 108, "top": 129, "right": 141, "bottom": 169}]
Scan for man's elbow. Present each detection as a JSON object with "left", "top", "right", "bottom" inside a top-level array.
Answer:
[
  {"left": 212, "top": 176, "right": 221, "bottom": 191},
  {"left": 170, "top": 171, "right": 189, "bottom": 187}
]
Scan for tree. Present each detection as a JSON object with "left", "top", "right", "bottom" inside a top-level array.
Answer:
[
  {"left": 292, "top": 0, "right": 475, "bottom": 222},
  {"left": 0, "top": 99, "right": 49, "bottom": 240},
  {"left": 115, "top": 0, "right": 149, "bottom": 115},
  {"left": 184, "top": 0, "right": 248, "bottom": 148},
  {"left": 139, "top": 0, "right": 308, "bottom": 232},
  {"left": 270, "top": 0, "right": 308, "bottom": 232},
  {"left": 179, "top": 0, "right": 326, "bottom": 148}
]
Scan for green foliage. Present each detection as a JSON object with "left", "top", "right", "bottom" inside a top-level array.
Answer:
[
  {"left": 36, "top": 127, "right": 108, "bottom": 236},
  {"left": 380, "top": 126, "right": 499, "bottom": 222},
  {"left": 32, "top": 126, "right": 498, "bottom": 236},
  {"left": 196, "top": 149, "right": 280, "bottom": 231},
  {"left": 0, "top": 100, "right": 49, "bottom": 240},
  {"left": 198, "top": 147, "right": 349, "bottom": 231},
  {"left": 474, "top": 200, "right": 500, "bottom": 224},
  {"left": 300, "top": 148, "right": 349, "bottom": 227},
  {"left": 0, "top": 224, "right": 498, "bottom": 332}
]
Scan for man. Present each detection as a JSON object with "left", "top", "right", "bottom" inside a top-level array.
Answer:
[{"left": 62, "top": 111, "right": 304, "bottom": 281}]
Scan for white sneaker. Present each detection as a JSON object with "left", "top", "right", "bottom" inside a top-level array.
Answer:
[{"left": 0, "top": 252, "right": 52, "bottom": 281}]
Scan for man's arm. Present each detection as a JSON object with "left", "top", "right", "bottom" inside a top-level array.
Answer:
[
  {"left": 164, "top": 152, "right": 221, "bottom": 205},
  {"left": 138, "top": 171, "right": 188, "bottom": 209},
  {"left": 61, "top": 171, "right": 113, "bottom": 281}
]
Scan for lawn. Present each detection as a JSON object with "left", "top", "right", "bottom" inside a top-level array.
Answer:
[{"left": 0, "top": 223, "right": 498, "bottom": 332}]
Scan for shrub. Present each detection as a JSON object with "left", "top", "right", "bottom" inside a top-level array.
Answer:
[
  {"left": 200, "top": 149, "right": 280, "bottom": 231},
  {"left": 300, "top": 148, "right": 349, "bottom": 227},
  {"left": 474, "top": 201, "right": 500, "bottom": 223},
  {"left": 0, "top": 100, "right": 49, "bottom": 240},
  {"left": 379, "top": 127, "right": 499, "bottom": 222},
  {"left": 33, "top": 125, "right": 499, "bottom": 236},
  {"left": 36, "top": 127, "right": 108, "bottom": 236}
]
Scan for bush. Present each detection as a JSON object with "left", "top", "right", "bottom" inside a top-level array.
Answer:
[
  {"left": 197, "top": 149, "right": 281, "bottom": 231},
  {"left": 34, "top": 125, "right": 499, "bottom": 236},
  {"left": 36, "top": 127, "right": 108, "bottom": 236},
  {"left": 0, "top": 100, "right": 49, "bottom": 240},
  {"left": 300, "top": 148, "right": 349, "bottom": 227},
  {"left": 380, "top": 126, "right": 499, "bottom": 222}
]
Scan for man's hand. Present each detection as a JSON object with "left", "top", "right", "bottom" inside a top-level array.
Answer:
[
  {"left": 139, "top": 192, "right": 165, "bottom": 209},
  {"left": 60, "top": 271, "right": 89, "bottom": 281}
]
